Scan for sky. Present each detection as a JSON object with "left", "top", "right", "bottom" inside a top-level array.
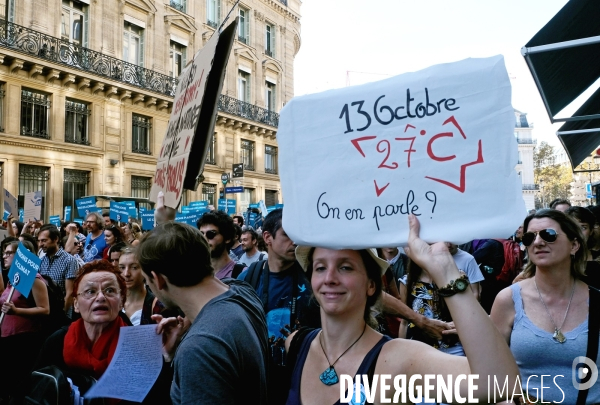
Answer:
[{"left": 293, "top": 0, "right": 573, "bottom": 150}]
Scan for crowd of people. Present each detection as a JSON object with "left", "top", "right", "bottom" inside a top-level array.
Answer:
[{"left": 0, "top": 197, "right": 598, "bottom": 404}]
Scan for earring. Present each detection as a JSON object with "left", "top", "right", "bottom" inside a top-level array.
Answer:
[{"left": 571, "top": 254, "right": 575, "bottom": 261}]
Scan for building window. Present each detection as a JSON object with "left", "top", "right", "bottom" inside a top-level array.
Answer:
[
  {"left": 169, "top": 41, "right": 186, "bottom": 79},
  {"left": 63, "top": 169, "right": 89, "bottom": 213},
  {"left": 131, "top": 175, "right": 152, "bottom": 210},
  {"left": 265, "top": 23, "right": 275, "bottom": 57},
  {"left": 61, "top": 1, "right": 87, "bottom": 47},
  {"left": 0, "top": 83, "right": 5, "bottom": 132},
  {"left": 21, "top": 89, "right": 50, "bottom": 139},
  {"left": 240, "top": 187, "right": 254, "bottom": 212},
  {"left": 169, "top": 0, "right": 186, "bottom": 13},
  {"left": 238, "top": 70, "right": 250, "bottom": 103},
  {"left": 202, "top": 183, "right": 216, "bottom": 207},
  {"left": 265, "top": 145, "right": 278, "bottom": 174},
  {"left": 123, "top": 22, "right": 144, "bottom": 67},
  {"left": 206, "top": 133, "right": 216, "bottom": 165},
  {"left": 132, "top": 114, "right": 151, "bottom": 154},
  {"left": 206, "top": 0, "right": 220, "bottom": 28},
  {"left": 266, "top": 82, "right": 276, "bottom": 112},
  {"left": 65, "top": 99, "right": 90, "bottom": 145},
  {"left": 265, "top": 189, "right": 278, "bottom": 207},
  {"left": 18, "top": 165, "right": 49, "bottom": 221},
  {"left": 241, "top": 139, "right": 255, "bottom": 171},
  {"left": 0, "top": 0, "right": 15, "bottom": 22},
  {"left": 238, "top": 7, "right": 249, "bottom": 44}
]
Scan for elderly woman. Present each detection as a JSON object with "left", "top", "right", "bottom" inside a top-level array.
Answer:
[
  {"left": 491, "top": 209, "right": 600, "bottom": 404},
  {"left": 0, "top": 240, "right": 49, "bottom": 402},
  {"left": 285, "top": 215, "right": 518, "bottom": 404},
  {"left": 34, "top": 260, "right": 171, "bottom": 403},
  {"left": 119, "top": 247, "right": 164, "bottom": 325}
]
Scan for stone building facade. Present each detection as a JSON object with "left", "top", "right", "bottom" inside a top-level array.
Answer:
[{"left": 0, "top": 0, "right": 300, "bottom": 220}]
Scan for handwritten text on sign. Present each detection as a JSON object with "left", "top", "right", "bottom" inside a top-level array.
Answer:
[{"left": 277, "top": 56, "right": 525, "bottom": 249}]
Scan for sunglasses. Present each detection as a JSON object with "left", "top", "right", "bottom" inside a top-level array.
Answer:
[
  {"left": 522, "top": 229, "right": 559, "bottom": 247},
  {"left": 202, "top": 230, "right": 219, "bottom": 240}
]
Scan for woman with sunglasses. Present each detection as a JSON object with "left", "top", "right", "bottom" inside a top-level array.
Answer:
[
  {"left": 491, "top": 209, "right": 600, "bottom": 404},
  {"left": 285, "top": 215, "right": 518, "bottom": 404}
]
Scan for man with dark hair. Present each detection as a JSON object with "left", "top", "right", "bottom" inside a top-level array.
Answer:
[
  {"left": 102, "top": 211, "right": 115, "bottom": 228},
  {"left": 136, "top": 222, "right": 268, "bottom": 405},
  {"left": 232, "top": 215, "right": 244, "bottom": 227},
  {"left": 550, "top": 198, "right": 571, "bottom": 212},
  {"left": 230, "top": 224, "right": 244, "bottom": 260},
  {"left": 38, "top": 224, "right": 79, "bottom": 313},
  {"left": 237, "top": 208, "right": 319, "bottom": 404},
  {"left": 239, "top": 229, "right": 267, "bottom": 266},
  {"left": 196, "top": 211, "right": 243, "bottom": 279}
]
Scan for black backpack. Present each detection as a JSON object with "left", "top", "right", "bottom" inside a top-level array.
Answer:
[{"left": 23, "top": 365, "right": 105, "bottom": 405}]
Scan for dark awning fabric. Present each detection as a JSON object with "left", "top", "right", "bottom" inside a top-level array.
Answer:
[
  {"left": 558, "top": 87, "right": 600, "bottom": 167},
  {"left": 522, "top": 0, "right": 600, "bottom": 167}
]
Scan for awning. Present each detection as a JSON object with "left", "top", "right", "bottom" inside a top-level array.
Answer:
[{"left": 521, "top": 0, "right": 600, "bottom": 167}]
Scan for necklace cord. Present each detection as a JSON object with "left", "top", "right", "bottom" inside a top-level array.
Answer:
[
  {"left": 534, "top": 277, "right": 576, "bottom": 333},
  {"left": 319, "top": 322, "right": 367, "bottom": 368}
]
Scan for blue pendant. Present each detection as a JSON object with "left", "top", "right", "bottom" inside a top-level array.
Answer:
[{"left": 319, "top": 366, "right": 339, "bottom": 386}]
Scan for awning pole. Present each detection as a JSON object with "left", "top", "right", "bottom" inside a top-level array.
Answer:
[
  {"left": 521, "top": 35, "right": 600, "bottom": 55},
  {"left": 556, "top": 128, "right": 600, "bottom": 136}
]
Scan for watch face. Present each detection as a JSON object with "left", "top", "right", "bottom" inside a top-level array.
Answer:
[{"left": 455, "top": 279, "right": 468, "bottom": 291}]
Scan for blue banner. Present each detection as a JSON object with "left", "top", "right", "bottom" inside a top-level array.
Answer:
[
  {"left": 217, "top": 199, "right": 236, "bottom": 215},
  {"left": 49, "top": 215, "right": 61, "bottom": 227},
  {"left": 140, "top": 211, "right": 155, "bottom": 231},
  {"left": 19, "top": 208, "right": 24, "bottom": 222},
  {"left": 109, "top": 202, "right": 129, "bottom": 223},
  {"left": 74, "top": 218, "right": 83, "bottom": 225},
  {"left": 75, "top": 197, "right": 100, "bottom": 218},
  {"left": 8, "top": 242, "right": 41, "bottom": 298},
  {"left": 2, "top": 211, "right": 8, "bottom": 221},
  {"left": 189, "top": 201, "right": 209, "bottom": 208},
  {"left": 64, "top": 206, "right": 71, "bottom": 221},
  {"left": 175, "top": 212, "right": 201, "bottom": 226}
]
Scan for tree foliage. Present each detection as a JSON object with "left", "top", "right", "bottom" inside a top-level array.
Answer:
[{"left": 534, "top": 141, "right": 573, "bottom": 209}]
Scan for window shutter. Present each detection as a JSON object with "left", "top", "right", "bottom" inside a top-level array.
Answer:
[
  {"left": 123, "top": 31, "right": 129, "bottom": 62},
  {"left": 139, "top": 29, "right": 144, "bottom": 67},
  {"left": 182, "top": 47, "right": 187, "bottom": 69},
  {"left": 83, "top": 6, "right": 89, "bottom": 48},
  {"left": 8, "top": 0, "right": 14, "bottom": 22},
  {"left": 217, "top": 0, "right": 221, "bottom": 23}
]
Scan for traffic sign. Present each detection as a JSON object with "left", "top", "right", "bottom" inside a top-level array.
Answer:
[
  {"left": 221, "top": 173, "right": 229, "bottom": 186},
  {"left": 225, "top": 186, "right": 243, "bottom": 193},
  {"left": 232, "top": 163, "right": 244, "bottom": 178}
]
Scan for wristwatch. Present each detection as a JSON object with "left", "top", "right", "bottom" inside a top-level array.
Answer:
[{"left": 438, "top": 274, "right": 470, "bottom": 297}]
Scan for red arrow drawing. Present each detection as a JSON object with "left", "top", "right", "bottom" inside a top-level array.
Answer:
[
  {"left": 351, "top": 136, "right": 377, "bottom": 157},
  {"left": 374, "top": 180, "right": 390, "bottom": 197}
]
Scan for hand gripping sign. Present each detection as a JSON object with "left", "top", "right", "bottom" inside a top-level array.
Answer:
[{"left": 278, "top": 56, "right": 525, "bottom": 249}]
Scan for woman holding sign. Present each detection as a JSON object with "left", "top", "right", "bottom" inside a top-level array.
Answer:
[
  {"left": 284, "top": 215, "right": 518, "bottom": 404},
  {"left": 0, "top": 240, "right": 50, "bottom": 402}
]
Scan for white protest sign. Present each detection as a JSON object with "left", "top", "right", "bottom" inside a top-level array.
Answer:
[
  {"left": 278, "top": 56, "right": 525, "bottom": 249},
  {"left": 3, "top": 189, "right": 18, "bottom": 217},
  {"left": 24, "top": 191, "right": 42, "bottom": 222}
]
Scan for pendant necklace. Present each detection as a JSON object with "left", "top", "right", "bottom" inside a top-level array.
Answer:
[
  {"left": 534, "top": 277, "right": 576, "bottom": 344},
  {"left": 318, "top": 323, "right": 367, "bottom": 386}
]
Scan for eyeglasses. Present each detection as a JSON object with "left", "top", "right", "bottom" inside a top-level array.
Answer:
[
  {"left": 77, "top": 287, "right": 121, "bottom": 300},
  {"left": 522, "top": 229, "right": 559, "bottom": 247},
  {"left": 201, "top": 230, "right": 219, "bottom": 240},
  {"left": 2, "top": 251, "right": 15, "bottom": 257}
]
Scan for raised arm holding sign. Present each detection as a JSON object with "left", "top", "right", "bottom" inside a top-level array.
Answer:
[{"left": 278, "top": 56, "right": 525, "bottom": 249}]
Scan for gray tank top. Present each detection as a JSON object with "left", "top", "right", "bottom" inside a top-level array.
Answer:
[{"left": 510, "top": 283, "right": 600, "bottom": 404}]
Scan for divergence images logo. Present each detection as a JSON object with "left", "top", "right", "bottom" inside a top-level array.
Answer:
[{"left": 572, "top": 356, "right": 598, "bottom": 391}]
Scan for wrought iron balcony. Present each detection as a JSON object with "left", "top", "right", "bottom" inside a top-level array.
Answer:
[
  {"left": 218, "top": 94, "right": 279, "bottom": 127},
  {"left": 65, "top": 135, "right": 90, "bottom": 146},
  {"left": 238, "top": 36, "right": 248, "bottom": 45},
  {"left": 207, "top": 20, "right": 219, "bottom": 29},
  {"left": 169, "top": 1, "right": 186, "bottom": 13},
  {"left": 516, "top": 138, "right": 536, "bottom": 144},
  {"left": 522, "top": 184, "right": 539, "bottom": 190},
  {"left": 278, "top": 0, "right": 288, "bottom": 5},
  {"left": 0, "top": 19, "right": 177, "bottom": 97},
  {"left": 265, "top": 49, "right": 274, "bottom": 58},
  {"left": 265, "top": 168, "right": 278, "bottom": 174}
]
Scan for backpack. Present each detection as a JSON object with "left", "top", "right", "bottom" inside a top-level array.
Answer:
[
  {"left": 494, "top": 238, "right": 524, "bottom": 283},
  {"left": 231, "top": 263, "right": 247, "bottom": 279},
  {"left": 27, "top": 275, "right": 71, "bottom": 338},
  {"left": 23, "top": 365, "right": 105, "bottom": 405},
  {"left": 244, "top": 259, "right": 268, "bottom": 290}
]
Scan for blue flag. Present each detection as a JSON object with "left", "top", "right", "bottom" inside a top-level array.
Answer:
[{"left": 8, "top": 243, "right": 41, "bottom": 298}]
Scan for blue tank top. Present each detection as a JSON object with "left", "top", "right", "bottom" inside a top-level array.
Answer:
[
  {"left": 510, "top": 283, "right": 600, "bottom": 404},
  {"left": 286, "top": 329, "right": 391, "bottom": 405}
]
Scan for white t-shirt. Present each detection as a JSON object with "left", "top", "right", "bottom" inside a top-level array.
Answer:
[
  {"left": 452, "top": 249, "right": 484, "bottom": 284},
  {"left": 239, "top": 250, "right": 268, "bottom": 266}
]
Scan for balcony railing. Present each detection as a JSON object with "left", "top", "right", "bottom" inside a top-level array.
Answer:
[
  {"left": 0, "top": 19, "right": 177, "bottom": 97},
  {"left": 278, "top": 0, "right": 288, "bottom": 5},
  {"left": 516, "top": 138, "right": 536, "bottom": 144},
  {"left": 522, "top": 184, "right": 539, "bottom": 190},
  {"left": 265, "top": 49, "right": 274, "bottom": 58},
  {"left": 218, "top": 94, "right": 279, "bottom": 127},
  {"left": 169, "top": 1, "right": 186, "bottom": 13},
  {"left": 207, "top": 19, "right": 219, "bottom": 29},
  {"left": 238, "top": 36, "right": 248, "bottom": 45}
]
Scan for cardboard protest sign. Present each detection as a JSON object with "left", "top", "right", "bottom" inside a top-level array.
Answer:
[
  {"left": 64, "top": 206, "right": 71, "bottom": 221},
  {"left": 3, "top": 189, "right": 18, "bottom": 217},
  {"left": 18, "top": 208, "right": 24, "bottom": 222},
  {"left": 189, "top": 200, "right": 209, "bottom": 208},
  {"left": 218, "top": 199, "right": 236, "bottom": 215},
  {"left": 140, "top": 211, "right": 155, "bottom": 231},
  {"left": 120, "top": 201, "right": 138, "bottom": 219},
  {"left": 24, "top": 191, "right": 42, "bottom": 221},
  {"left": 278, "top": 56, "right": 525, "bottom": 249},
  {"left": 75, "top": 197, "right": 101, "bottom": 218},
  {"left": 149, "top": 20, "right": 238, "bottom": 209},
  {"left": 49, "top": 215, "right": 61, "bottom": 227},
  {"left": 110, "top": 202, "right": 130, "bottom": 223},
  {"left": 175, "top": 212, "right": 201, "bottom": 226},
  {"left": 8, "top": 242, "right": 41, "bottom": 298}
]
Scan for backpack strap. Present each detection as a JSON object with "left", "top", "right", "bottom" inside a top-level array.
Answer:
[
  {"left": 247, "top": 260, "right": 266, "bottom": 290},
  {"left": 576, "top": 285, "right": 600, "bottom": 405},
  {"left": 259, "top": 253, "right": 265, "bottom": 261},
  {"left": 231, "top": 263, "right": 246, "bottom": 279},
  {"left": 286, "top": 327, "right": 315, "bottom": 373}
]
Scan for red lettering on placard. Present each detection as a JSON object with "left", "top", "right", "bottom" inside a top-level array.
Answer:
[
  {"left": 351, "top": 136, "right": 377, "bottom": 157},
  {"left": 425, "top": 139, "right": 484, "bottom": 193},
  {"left": 443, "top": 115, "right": 466, "bottom": 139},
  {"left": 374, "top": 180, "right": 390, "bottom": 197},
  {"left": 427, "top": 132, "right": 456, "bottom": 162},
  {"left": 394, "top": 137, "right": 416, "bottom": 167}
]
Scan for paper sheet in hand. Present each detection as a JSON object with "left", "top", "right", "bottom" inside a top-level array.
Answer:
[
  {"left": 278, "top": 56, "right": 525, "bottom": 248},
  {"left": 85, "top": 325, "right": 162, "bottom": 402}
]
